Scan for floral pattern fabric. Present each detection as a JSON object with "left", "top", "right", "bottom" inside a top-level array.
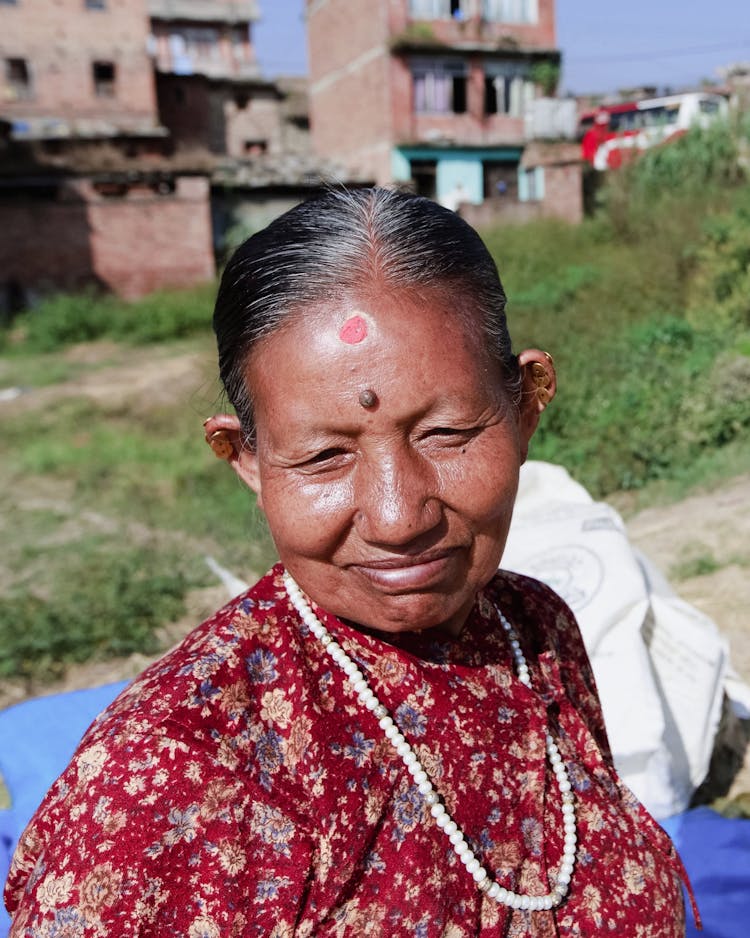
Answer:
[{"left": 5, "top": 565, "right": 691, "bottom": 936}]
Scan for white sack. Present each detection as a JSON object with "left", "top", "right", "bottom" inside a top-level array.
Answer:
[{"left": 503, "top": 461, "right": 729, "bottom": 819}]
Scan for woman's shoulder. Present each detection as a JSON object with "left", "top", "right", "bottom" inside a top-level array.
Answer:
[
  {"left": 82, "top": 564, "right": 295, "bottom": 747},
  {"left": 4, "top": 566, "right": 307, "bottom": 924}
]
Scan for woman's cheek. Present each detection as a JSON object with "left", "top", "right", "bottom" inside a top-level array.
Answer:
[
  {"left": 438, "top": 448, "right": 519, "bottom": 521},
  {"left": 267, "top": 476, "right": 354, "bottom": 551}
]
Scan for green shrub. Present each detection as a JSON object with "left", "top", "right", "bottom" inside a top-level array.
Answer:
[
  {"left": 20, "top": 291, "right": 119, "bottom": 351},
  {"left": 687, "top": 194, "right": 750, "bottom": 330},
  {"left": 0, "top": 540, "right": 201, "bottom": 682},
  {"left": 529, "top": 314, "right": 727, "bottom": 494},
  {"left": 16, "top": 282, "right": 216, "bottom": 352}
]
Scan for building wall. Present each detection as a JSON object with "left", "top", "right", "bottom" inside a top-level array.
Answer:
[
  {"left": 306, "top": 0, "right": 395, "bottom": 182},
  {"left": 390, "top": 0, "right": 556, "bottom": 47},
  {"left": 150, "top": 19, "right": 259, "bottom": 79},
  {"left": 0, "top": 0, "right": 157, "bottom": 126},
  {"left": 391, "top": 56, "right": 527, "bottom": 147},
  {"left": 0, "top": 176, "right": 215, "bottom": 301},
  {"left": 537, "top": 162, "right": 582, "bottom": 224},
  {"left": 308, "top": 0, "right": 561, "bottom": 187},
  {"left": 222, "top": 88, "right": 285, "bottom": 157},
  {"left": 157, "top": 75, "right": 287, "bottom": 157}
]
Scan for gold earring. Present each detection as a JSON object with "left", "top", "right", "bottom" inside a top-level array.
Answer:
[
  {"left": 207, "top": 429, "right": 234, "bottom": 460},
  {"left": 531, "top": 361, "right": 552, "bottom": 388},
  {"left": 537, "top": 386, "right": 551, "bottom": 407}
]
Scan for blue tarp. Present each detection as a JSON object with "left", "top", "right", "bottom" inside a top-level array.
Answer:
[
  {"left": 1, "top": 683, "right": 749, "bottom": 936},
  {"left": 0, "top": 682, "right": 128, "bottom": 936}
]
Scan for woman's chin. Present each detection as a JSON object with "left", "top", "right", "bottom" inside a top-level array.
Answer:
[{"left": 337, "top": 586, "right": 472, "bottom": 637}]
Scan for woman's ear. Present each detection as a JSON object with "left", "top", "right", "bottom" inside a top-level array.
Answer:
[
  {"left": 203, "top": 414, "right": 263, "bottom": 506},
  {"left": 516, "top": 349, "right": 557, "bottom": 462}
]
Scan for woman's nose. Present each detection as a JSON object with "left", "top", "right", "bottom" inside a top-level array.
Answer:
[{"left": 353, "top": 449, "right": 442, "bottom": 547}]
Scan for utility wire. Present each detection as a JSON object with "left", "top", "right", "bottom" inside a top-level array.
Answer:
[{"left": 568, "top": 39, "right": 750, "bottom": 64}]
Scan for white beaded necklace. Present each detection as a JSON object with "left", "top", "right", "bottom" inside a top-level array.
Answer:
[{"left": 283, "top": 572, "right": 577, "bottom": 912}]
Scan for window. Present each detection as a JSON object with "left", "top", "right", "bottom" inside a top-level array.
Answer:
[
  {"left": 484, "top": 64, "right": 535, "bottom": 117},
  {"left": 243, "top": 140, "right": 268, "bottom": 155},
  {"left": 409, "top": 0, "right": 466, "bottom": 19},
  {"left": 482, "top": 0, "right": 538, "bottom": 23},
  {"left": 413, "top": 60, "right": 467, "bottom": 114},
  {"left": 518, "top": 166, "right": 544, "bottom": 201},
  {"left": 85, "top": 0, "right": 106, "bottom": 9},
  {"left": 410, "top": 160, "right": 437, "bottom": 199},
  {"left": 92, "top": 61, "right": 116, "bottom": 97},
  {"left": 182, "top": 27, "right": 220, "bottom": 63},
  {"left": 483, "top": 161, "right": 518, "bottom": 199},
  {"left": 5, "top": 57, "right": 32, "bottom": 99}
]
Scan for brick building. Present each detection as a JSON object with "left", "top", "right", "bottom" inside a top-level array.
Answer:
[
  {"left": 307, "top": 0, "right": 581, "bottom": 220},
  {"left": 1, "top": 0, "right": 157, "bottom": 134},
  {"left": 149, "top": 0, "right": 281, "bottom": 159},
  {"left": 0, "top": 0, "right": 366, "bottom": 306},
  {"left": 0, "top": 0, "right": 216, "bottom": 304}
]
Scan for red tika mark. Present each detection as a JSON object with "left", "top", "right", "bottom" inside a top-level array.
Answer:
[{"left": 339, "top": 316, "right": 368, "bottom": 344}]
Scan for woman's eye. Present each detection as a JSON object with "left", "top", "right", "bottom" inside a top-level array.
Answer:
[
  {"left": 300, "top": 448, "right": 349, "bottom": 468},
  {"left": 425, "top": 426, "right": 478, "bottom": 441}
]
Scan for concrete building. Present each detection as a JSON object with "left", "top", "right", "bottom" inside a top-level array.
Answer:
[{"left": 307, "top": 0, "right": 580, "bottom": 220}]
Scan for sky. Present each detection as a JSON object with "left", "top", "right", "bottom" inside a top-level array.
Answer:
[{"left": 254, "top": 0, "right": 750, "bottom": 96}]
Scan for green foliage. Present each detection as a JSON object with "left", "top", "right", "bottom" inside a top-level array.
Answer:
[
  {"left": 2, "top": 114, "right": 750, "bottom": 684},
  {"left": 529, "top": 61, "right": 560, "bottom": 96},
  {"left": 670, "top": 550, "right": 722, "bottom": 581},
  {"left": 10, "top": 282, "right": 216, "bottom": 352},
  {"left": 1, "top": 395, "right": 276, "bottom": 566},
  {"left": 627, "top": 119, "right": 741, "bottom": 197},
  {"left": 527, "top": 315, "right": 729, "bottom": 493},
  {"left": 483, "top": 123, "right": 750, "bottom": 496},
  {"left": 0, "top": 540, "right": 197, "bottom": 681},
  {"left": 687, "top": 193, "right": 750, "bottom": 330},
  {"left": 0, "top": 383, "right": 276, "bottom": 683},
  {"left": 511, "top": 263, "right": 601, "bottom": 310}
]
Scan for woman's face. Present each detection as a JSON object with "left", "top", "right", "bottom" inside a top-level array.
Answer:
[{"left": 231, "top": 286, "right": 548, "bottom": 636}]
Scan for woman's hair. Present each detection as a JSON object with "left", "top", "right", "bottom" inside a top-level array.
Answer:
[{"left": 213, "top": 186, "right": 520, "bottom": 444}]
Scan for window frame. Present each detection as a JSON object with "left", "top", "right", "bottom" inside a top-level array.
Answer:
[
  {"left": 412, "top": 58, "right": 468, "bottom": 115},
  {"left": 483, "top": 61, "right": 535, "bottom": 117},
  {"left": 5, "top": 56, "right": 32, "bottom": 99},
  {"left": 518, "top": 165, "right": 544, "bottom": 201},
  {"left": 482, "top": 0, "right": 538, "bottom": 24},
  {"left": 92, "top": 60, "right": 117, "bottom": 98},
  {"left": 408, "top": 0, "right": 467, "bottom": 20}
]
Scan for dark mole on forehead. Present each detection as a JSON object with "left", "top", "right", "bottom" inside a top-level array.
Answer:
[{"left": 339, "top": 315, "right": 368, "bottom": 345}]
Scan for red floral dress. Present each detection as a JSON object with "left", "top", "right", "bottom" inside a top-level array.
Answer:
[{"left": 5, "top": 565, "right": 693, "bottom": 937}]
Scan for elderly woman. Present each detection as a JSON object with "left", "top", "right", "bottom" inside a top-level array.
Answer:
[{"left": 5, "top": 188, "right": 692, "bottom": 936}]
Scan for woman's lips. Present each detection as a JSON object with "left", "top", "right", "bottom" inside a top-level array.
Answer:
[{"left": 351, "top": 550, "right": 458, "bottom": 591}]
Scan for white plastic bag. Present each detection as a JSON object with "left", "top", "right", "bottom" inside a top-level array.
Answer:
[{"left": 503, "top": 462, "right": 729, "bottom": 819}]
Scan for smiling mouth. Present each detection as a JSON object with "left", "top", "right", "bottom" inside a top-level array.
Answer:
[{"left": 351, "top": 549, "right": 459, "bottom": 591}]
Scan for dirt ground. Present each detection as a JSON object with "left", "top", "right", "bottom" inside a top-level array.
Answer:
[{"left": 2, "top": 343, "right": 749, "bottom": 799}]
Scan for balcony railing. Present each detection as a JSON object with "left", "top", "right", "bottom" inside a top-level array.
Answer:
[{"left": 147, "top": 1, "right": 259, "bottom": 23}]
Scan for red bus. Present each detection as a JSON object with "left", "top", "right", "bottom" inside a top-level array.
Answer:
[{"left": 580, "top": 92, "right": 728, "bottom": 170}]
